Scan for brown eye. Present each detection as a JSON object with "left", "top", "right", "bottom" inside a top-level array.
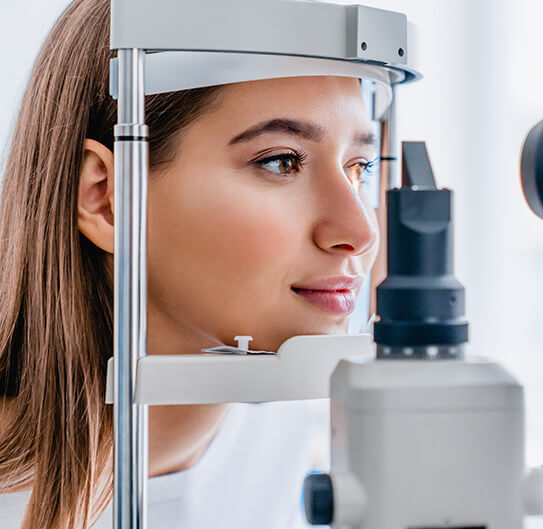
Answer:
[
  {"left": 345, "top": 161, "right": 367, "bottom": 185},
  {"left": 346, "top": 158, "right": 378, "bottom": 186},
  {"left": 276, "top": 156, "right": 296, "bottom": 174},
  {"left": 253, "top": 151, "right": 308, "bottom": 177}
]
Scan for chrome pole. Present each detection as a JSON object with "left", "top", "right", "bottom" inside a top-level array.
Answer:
[
  {"left": 113, "top": 48, "right": 149, "bottom": 529},
  {"left": 370, "top": 84, "right": 398, "bottom": 314},
  {"left": 384, "top": 84, "right": 399, "bottom": 189}
]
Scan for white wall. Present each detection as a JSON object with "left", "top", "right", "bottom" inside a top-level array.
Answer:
[{"left": 0, "top": 1, "right": 71, "bottom": 170}]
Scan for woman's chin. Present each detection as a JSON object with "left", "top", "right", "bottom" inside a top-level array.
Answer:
[{"left": 277, "top": 322, "right": 351, "bottom": 345}]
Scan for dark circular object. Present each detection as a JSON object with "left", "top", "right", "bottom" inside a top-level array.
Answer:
[
  {"left": 361, "top": 41, "right": 367, "bottom": 51},
  {"left": 520, "top": 120, "right": 543, "bottom": 219},
  {"left": 398, "top": 47, "right": 405, "bottom": 57},
  {"left": 303, "top": 473, "right": 334, "bottom": 525}
]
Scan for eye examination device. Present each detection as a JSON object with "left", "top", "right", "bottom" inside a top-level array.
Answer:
[{"left": 106, "top": 1, "right": 542, "bottom": 527}]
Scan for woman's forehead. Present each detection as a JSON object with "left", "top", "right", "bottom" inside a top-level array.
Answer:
[
  {"left": 205, "top": 76, "right": 371, "bottom": 134},
  {"left": 222, "top": 75, "right": 364, "bottom": 102}
]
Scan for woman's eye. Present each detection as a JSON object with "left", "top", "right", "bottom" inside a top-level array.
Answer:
[
  {"left": 346, "top": 158, "right": 377, "bottom": 186},
  {"left": 253, "top": 152, "right": 378, "bottom": 184},
  {"left": 253, "top": 151, "right": 308, "bottom": 176}
]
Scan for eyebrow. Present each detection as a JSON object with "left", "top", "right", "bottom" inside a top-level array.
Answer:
[{"left": 227, "top": 118, "right": 377, "bottom": 147}]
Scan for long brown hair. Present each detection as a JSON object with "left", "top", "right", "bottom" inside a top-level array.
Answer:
[{"left": 0, "top": 0, "right": 224, "bottom": 527}]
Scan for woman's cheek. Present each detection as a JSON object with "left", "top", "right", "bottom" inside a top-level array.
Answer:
[
  {"left": 203, "top": 194, "right": 301, "bottom": 278},
  {"left": 160, "top": 172, "right": 300, "bottom": 280},
  {"left": 368, "top": 206, "right": 380, "bottom": 249}
]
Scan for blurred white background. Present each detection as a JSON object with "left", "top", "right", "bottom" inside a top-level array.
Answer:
[{"left": 2, "top": 0, "right": 543, "bottom": 502}]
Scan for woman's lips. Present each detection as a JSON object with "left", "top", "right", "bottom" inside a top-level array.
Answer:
[
  {"left": 291, "top": 276, "right": 362, "bottom": 315},
  {"left": 291, "top": 287, "right": 356, "bottom": 315}
]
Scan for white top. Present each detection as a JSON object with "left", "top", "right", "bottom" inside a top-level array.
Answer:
[
  {"left": 2, "top": 398, "right": 543, "bottom": 529},
  {"left": 0, "top": 400, "right": 330, "bottom": 529}
]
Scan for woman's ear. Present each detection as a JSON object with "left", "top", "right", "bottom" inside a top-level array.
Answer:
[{"left": 78, "top": 139, "right": 115, "bottom": 254}]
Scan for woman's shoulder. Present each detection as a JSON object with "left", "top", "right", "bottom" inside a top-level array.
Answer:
[
  {"left": 0, "top": 397, "right": 32, "bottom": 528},
  {"left": 0, "top": 487, "right": 31, "bottom": 529},
  {"left": 0, "top": 397, "right": 32, "bottom": 494}
]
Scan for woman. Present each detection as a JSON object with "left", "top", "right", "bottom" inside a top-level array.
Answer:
[{"left": 0, "top": 0, "right": 380, "bottom": 527}]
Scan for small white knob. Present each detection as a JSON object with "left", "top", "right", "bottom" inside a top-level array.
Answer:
[{"left": 234, "top": 336, "right": 253, "bottom": 350}]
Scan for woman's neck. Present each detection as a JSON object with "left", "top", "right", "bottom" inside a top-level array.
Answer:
[{"left": 146, "top": 301, "right": 231, "bottom": 477}]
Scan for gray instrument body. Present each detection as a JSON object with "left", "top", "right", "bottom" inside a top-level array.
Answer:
[{"left": 330, "top": 358, "right": 524, "bottom": 528}]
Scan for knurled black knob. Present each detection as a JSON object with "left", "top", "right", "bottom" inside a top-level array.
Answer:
[{"left": 303, "top": 473, "right": 334, "bottom": 525}]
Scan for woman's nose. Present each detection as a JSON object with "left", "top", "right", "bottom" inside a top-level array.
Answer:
[{"left": 312, "top": 169, "right": 379, "bottom": 257}]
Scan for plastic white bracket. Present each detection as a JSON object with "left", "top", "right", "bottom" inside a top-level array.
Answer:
[{"left": 105, "top": 333, "right": 375, "bottom": 405}]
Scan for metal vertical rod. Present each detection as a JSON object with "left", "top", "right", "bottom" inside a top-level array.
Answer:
[
  {"left": 370, "top": 84, "right": 399, "bottom": 315},
  {"left": 384, "top": 84, "right": 399, "bottom": 189},
  {"left": 113, "top": 48, "right": 149, "bottom": 529}
]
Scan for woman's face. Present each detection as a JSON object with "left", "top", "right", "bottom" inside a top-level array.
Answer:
[{"left": 146, "top": 75, "right": 379, "bottom": 354}]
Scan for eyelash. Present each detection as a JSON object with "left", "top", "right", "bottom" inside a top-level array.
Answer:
[{"left": 252, "top": 150, "right": 378, "bottom": 185}]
